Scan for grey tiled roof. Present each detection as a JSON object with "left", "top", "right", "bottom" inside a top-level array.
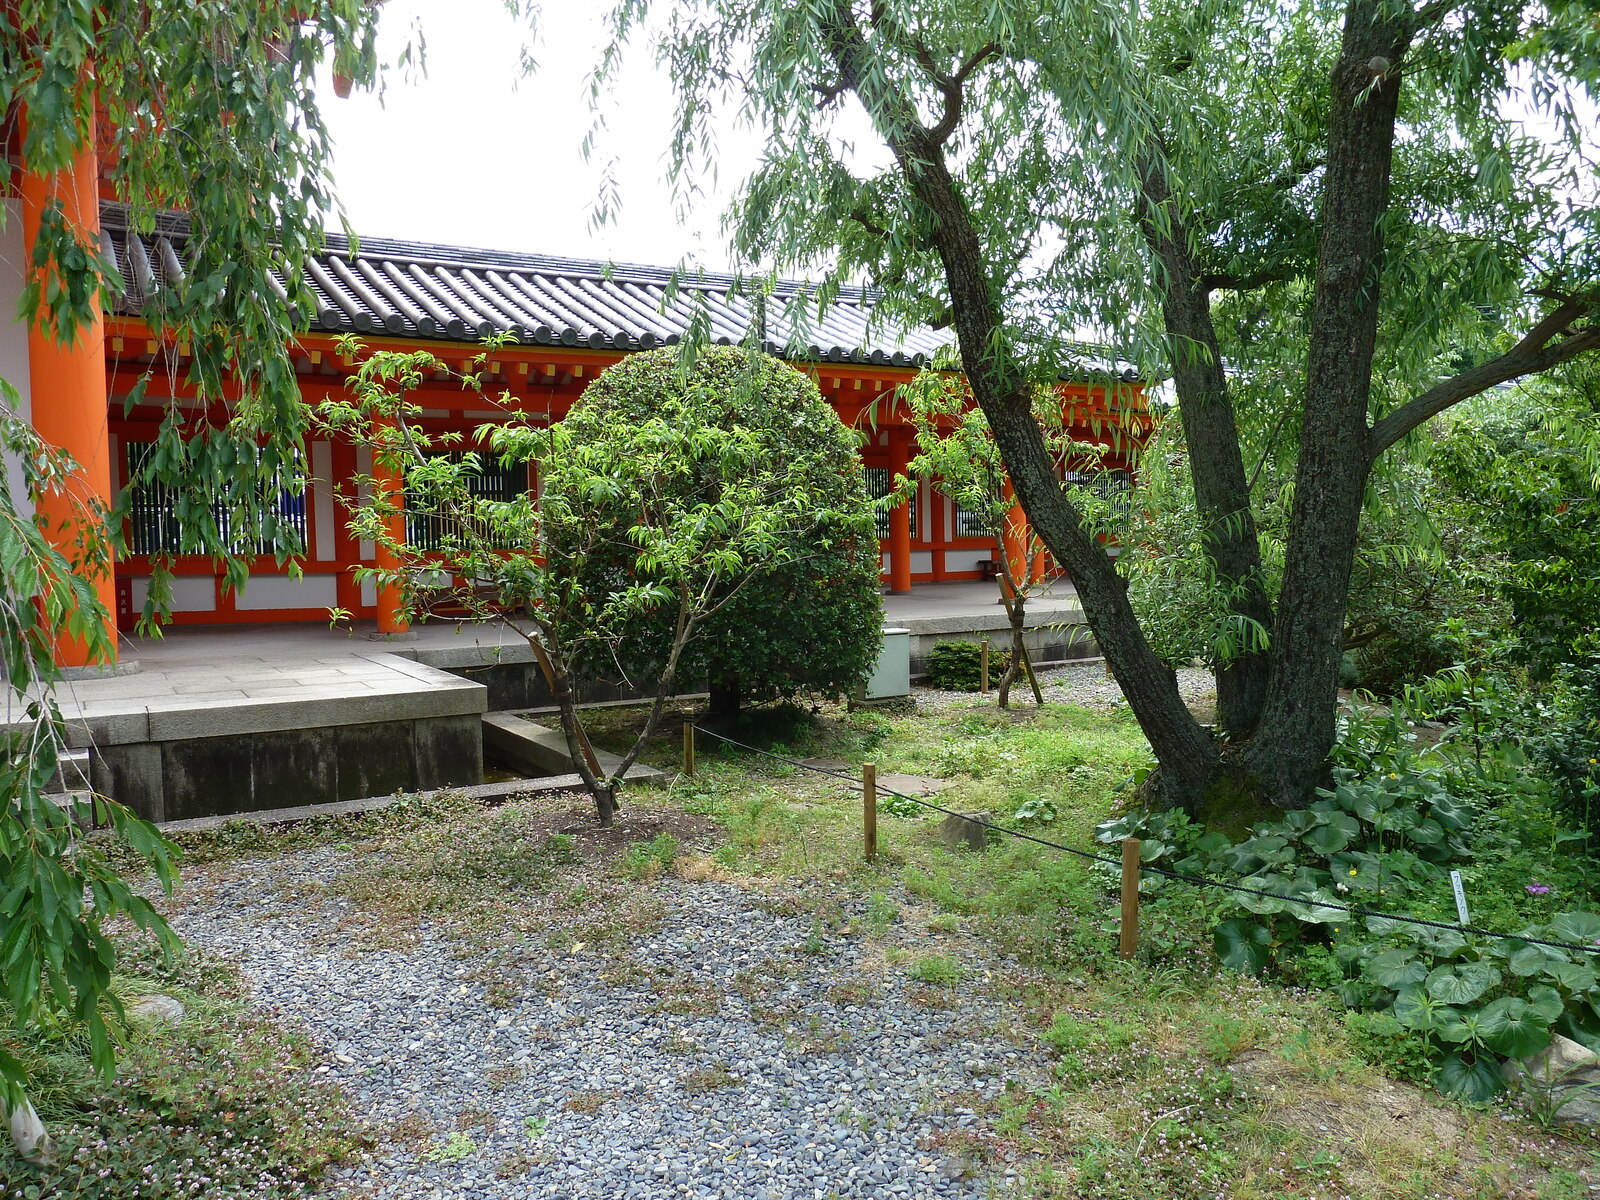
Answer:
[{"left": 99, "top": 204, "right": 1132, "bottom": 376}]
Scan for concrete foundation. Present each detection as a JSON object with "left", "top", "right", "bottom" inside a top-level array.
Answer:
[
  {"left": 884, "top": 582, "right": 1098, "bottom": 676},
  {"left": 481, "top": 712, "right": 664, "bottom": 783},
  {"left": 20, "top": 650, "right": 487, "bottom": 823},
  {"left": 93, "top": 712, "right": 482, "bottom": 823}
]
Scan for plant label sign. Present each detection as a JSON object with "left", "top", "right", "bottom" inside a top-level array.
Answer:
[{"left": 1449, "top": 869, "right": 1470, "bottom": 926}]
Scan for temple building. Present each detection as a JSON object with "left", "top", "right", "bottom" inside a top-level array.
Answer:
[{"left": 5, "top": 190, "right": 1146, "bottom": 661}]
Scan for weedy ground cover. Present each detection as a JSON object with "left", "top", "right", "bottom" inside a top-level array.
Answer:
[{"left": 13, "top": 691, "right": 1597, "bottom": 1198}]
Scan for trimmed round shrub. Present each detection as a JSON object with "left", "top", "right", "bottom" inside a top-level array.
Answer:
[{"left": 551, "top": 345, "right": 883, "bottom": 707}]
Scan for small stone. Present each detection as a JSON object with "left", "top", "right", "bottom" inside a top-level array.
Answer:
[
  {"left": 936, "top": 812, "right": 994, "bottom": 852},
  {"left": 1505, "top": 1034, "right": 1600, "bottom": 1125},
  {"left": 126, "top": 993, "right": 185, "bottom": 1027}
]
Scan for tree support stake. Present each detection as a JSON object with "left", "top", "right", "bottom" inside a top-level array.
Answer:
[
  {"left": 1120, "top": 837, "right": 1141, "bottom": 958},
  {"left": 862, "top": 762, "right": 878, "bottom": 863}
]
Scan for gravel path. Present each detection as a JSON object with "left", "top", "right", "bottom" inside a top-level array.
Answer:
[
  {"left": 915, "top": 660, "right": 1214, "bottom": 713},
  {"left": 171, "top": 850, "right": 1046, "bottom": 1200}
]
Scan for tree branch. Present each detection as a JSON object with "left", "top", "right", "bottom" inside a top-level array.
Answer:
[
  {"left": 1368, "top": 301, "right": 1600, "bottom": 458},
  {"left": 1199, "top": 264, "right": 1296, "bottom": 293},
  {"left": 926, "top": 44, "right": 998, "bottom": 145}
]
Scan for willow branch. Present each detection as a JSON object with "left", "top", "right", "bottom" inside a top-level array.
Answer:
[{"left": 1368, "top": 301, "right": 1600, "bottom": 458}]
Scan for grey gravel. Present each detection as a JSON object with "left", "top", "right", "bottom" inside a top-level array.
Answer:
[
  {"left": 170, "top": 852, "right": 1044, "bottom": 1199},
  {"left": 915, "top": 660, "right": 1213, "bottom": 713}
]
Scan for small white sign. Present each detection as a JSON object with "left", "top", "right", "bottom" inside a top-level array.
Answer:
[{"left": 1449, "top": 870, "right": 1470, "bottom": 926}]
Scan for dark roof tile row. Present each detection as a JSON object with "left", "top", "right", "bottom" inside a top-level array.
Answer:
[{"left": 98, "top": 204, "right": 1133, "bottom": 378}]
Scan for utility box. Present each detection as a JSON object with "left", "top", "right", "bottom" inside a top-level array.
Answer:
[{"left": 860, "top": 627, "right": 912, "bottom": 700}]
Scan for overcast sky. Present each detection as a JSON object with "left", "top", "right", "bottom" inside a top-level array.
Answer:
[
  {"left": 319, "top": 0, "right": 763, "bottom": 272},
  {"left": 323, "top": 2, "right": 1596, "bottom": 282}
]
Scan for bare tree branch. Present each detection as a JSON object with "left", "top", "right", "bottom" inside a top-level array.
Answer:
[{"left": 927, "top": 44, "right": 998, "bottom": 145}]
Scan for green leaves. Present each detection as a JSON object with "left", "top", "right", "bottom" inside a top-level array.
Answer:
[
  {"left": 1548, "top": 911, "right": 1600, "bottom": 947},
  {"left": 1425, "top": 961, "right": 1500, "bottom": 1006},
  {"left": 1214, "top": 919, "right": 1272, "bottom": 975},
  {"left": 1475, "top": 997, "right": 1554, "bottom": 1059},
  {"left": 1365, "top": 949, "right": 1427, "bottom": 989},
  {"left": 1433, "top": 1051, "right": 1505, "bottom": 1103},
  {"left": 1394, "top": 984, "right": 1456, "bottom": 1033}
]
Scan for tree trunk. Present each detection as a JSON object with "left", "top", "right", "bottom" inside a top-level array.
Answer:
[
  {"left": 1134, "top": 149, "right": 1274, "bottom": 737},
  {"left": 1245, "top": 2, "right": 1414, "bottom": 805},
  {"left": 995, "top": 587, "right": 1033, "bottom": 709},
  {"left": 708, "top": 675, "right": 741, "bottom": 717},
  {"left": 524, "top": 630, "right": 616, "bottom": 827},
  {"left": 820, "top": 0, "right": 1220, "bottom": 811}
]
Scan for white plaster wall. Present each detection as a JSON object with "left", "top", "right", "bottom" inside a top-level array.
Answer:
[
  {"left": 234, "top": 573, "right": 339, "bottom": 611},
  {"left": 910, "top": 551, "right": 933, "bottom": 574},
  {"left": 129, "top": 576, "right": 218, "bottom": 613},
  {"left": 0, "top": 199, "right": 34, "bottom": 519},
  {"left": 944, "top": 549, "right": 995, "bottom": 573}
]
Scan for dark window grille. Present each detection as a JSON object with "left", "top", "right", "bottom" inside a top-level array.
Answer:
[
  {"left": 1064, "top": 468, "right": 1132, "bottom": 516},
  {"left": 405, "top": 453, "right": 528, "bottom": 551},
  {"left": 123, "top": 442, "right": 307, "bottom": 556},
  {"left": 950, "top": 500, "right": 991, "bottom": 539},
  {"left": 864, "top": 467, "right": 916, "bottom": 540}
]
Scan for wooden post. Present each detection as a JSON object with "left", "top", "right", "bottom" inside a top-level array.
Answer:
[
  {"left": 862, "top": 762, "right": 878, "bottom": 863},
  {"left": 980, "top": 641, "right": 991, "bottom": 693},
  {"left": 1120, "top": 837, "right": 1141, "bottom": 958},
  {"left": 683, "top": 720, "right": 695, "bottom": 778}
]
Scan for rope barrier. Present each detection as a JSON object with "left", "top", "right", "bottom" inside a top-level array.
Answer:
[{"left": 691, "top": 724, "right": 1600, "bottom": 958}]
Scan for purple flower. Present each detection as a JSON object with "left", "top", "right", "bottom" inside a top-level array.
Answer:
[{"left": 1526, "top": 882, "right": 1551, "bottom": 895}]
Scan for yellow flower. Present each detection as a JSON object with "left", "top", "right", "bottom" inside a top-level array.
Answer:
[{"left": 1348, "top": 868, "right": 1358, "bottom": 876}]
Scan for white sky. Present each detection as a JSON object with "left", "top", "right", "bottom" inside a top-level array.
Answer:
[
  {"left": 323, "top": 3, "right": 1596, "bottom": 282},
  {"left": 320, "top": 0, "right": 763, "bottom": 272}
]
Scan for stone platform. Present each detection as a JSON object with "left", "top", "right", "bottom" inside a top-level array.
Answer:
[
  {"left": 882, "top": 580, "right": 1096, "bottom": 674},
  {"left": 5, "top": 581, "right": 1092, "bottom": 823},
  {"left": 14, "top": 651, "right": 486, "bottom": 823}
]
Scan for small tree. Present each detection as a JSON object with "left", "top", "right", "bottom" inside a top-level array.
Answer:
[
  {"left": 558, "top": 346, "right": 883, "bottom": 716},
  {"left": 0, "top": 407, "right": 181, "bottom": 1164},
  {"left": 321, "top": 341, "right": 875, "bottom": 824},
  {"left": 898, "top": 368, "right": 1112, "bottom": 706}
]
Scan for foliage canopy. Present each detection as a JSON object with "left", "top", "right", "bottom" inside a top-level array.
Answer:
[{"left": 558, "top": 346, "right": 883, "bottom": 709}]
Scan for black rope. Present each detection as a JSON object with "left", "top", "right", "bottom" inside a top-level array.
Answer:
[{"left": 691, "top": 725, "right": 1600, "bottom": 958}]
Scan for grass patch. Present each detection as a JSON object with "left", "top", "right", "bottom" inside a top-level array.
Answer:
[
  {"left": 906, "top": 953, "right": 967, "bottom": 986},
  {"left": 616, "top": 693, "right": 1598, "bottom": 1198}
]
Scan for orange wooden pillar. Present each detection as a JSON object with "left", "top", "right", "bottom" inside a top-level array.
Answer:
[
  {"left": 1001, "top": 481, "right": 1028, "bottom": 596},
  {"left": 21, "top": 110, "right": 116, "bottom": 666},
  {"left": 370, "top": 416, "right": 409, "bottom": 634},
  {"left": 329, "top": 437, "right": 364, "bottom": 618},
  {"left": 886, "top": 428, "right": 913, "bottom": 594}
]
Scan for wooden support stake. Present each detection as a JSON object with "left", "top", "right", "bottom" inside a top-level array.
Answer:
[
  {"left": 1020, "top": 641, "right": 1044, "bottom": 705},
  {"left": 1120, "top": 837, "right": 1141, "bottom": 958},
  {"left": 683, "top": 720, "right": 696, "bottom": 778},
  {"left": 980, "top": 641, "right": 991, "bottom": 693},
  {"left": 862, "top": 762, "right": 878, "bottom": 863}
]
